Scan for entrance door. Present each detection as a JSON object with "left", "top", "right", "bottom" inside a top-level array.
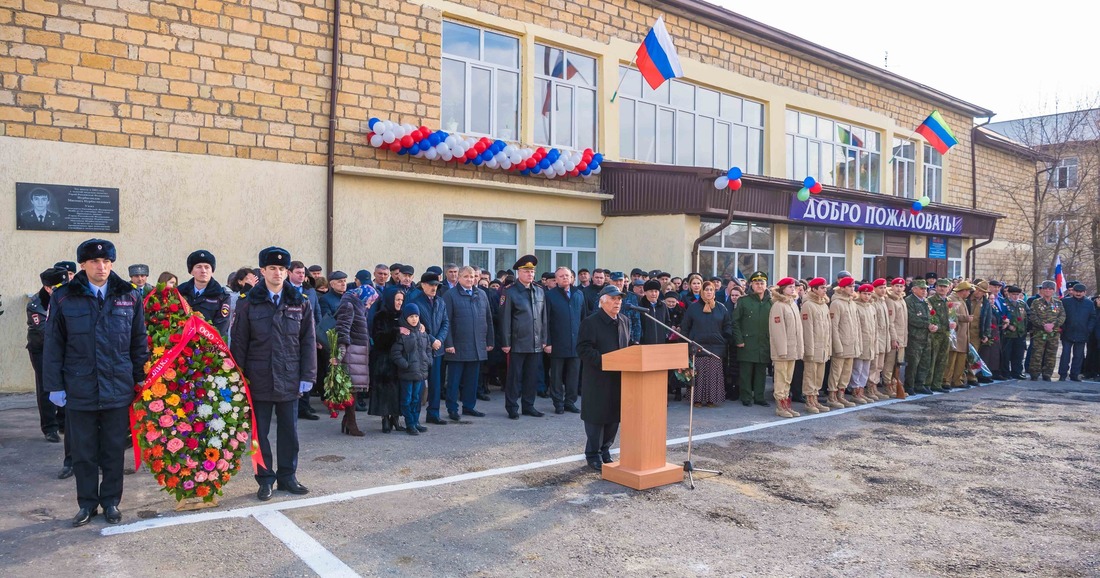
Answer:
[{"left": 909, "top": 258, "right": 947, "bottom": 279}]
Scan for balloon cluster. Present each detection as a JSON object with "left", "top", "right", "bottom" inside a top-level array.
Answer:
[
  {"left": 366, "top": 117, "right": 603, "bottom": 179},
  {"left": 796, "top": 177, "right": 824, "bottom": 202},
  {"left": 910, "top": 195, "right": 932, "bottom": 215},
  {"left": 713, "top": 167, "right": 744, "bottom": 191}
]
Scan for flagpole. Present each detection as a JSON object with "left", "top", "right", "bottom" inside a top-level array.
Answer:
[{"left": 609, "top": 54, "right": 638, "bottom": 104}]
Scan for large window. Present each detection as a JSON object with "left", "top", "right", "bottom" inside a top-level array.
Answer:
[
  {"left": 443, "top": 218, "right": 518, "bottom": 275},
  {"left": 786, "top": 111, "right": 881, "bottom": 192},
  {"left": 923, "top": 144, "right": 943, "bottom": 203},
  {"left": 617, "top": 67, "right": 764, "bottom": 173},
  {"left": 698, "top": 220, "right": 774, "bottom": 280},
  {"left": 441, "top": 21, "right": 519, "bottom": 139},
  {"left": 787, "top": 225, "right": 846, "bottom": 280},
  {"left": 534, "top": 224, "right": 597, "bottom": 277},
  {"left": 947, "top": 237, "right": 962, "bottom": 279},
  {"left": 861, "top": 231, "right": 884, "bottom": 279},
  {"left": 1052, "top": 158, "right": 1079, "bottom": 189},
  {"left": 892, "top": 138, "right": 916, "bottom": 198},
  {"left": 534, "top": 45, "right": 596, "bottom": 151},
  {"left": 1045, "top": 216, "right": 1072, "bottom": 245}
]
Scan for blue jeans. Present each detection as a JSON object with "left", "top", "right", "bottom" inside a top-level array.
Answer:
[
  {"left": 400, "top": 380, "right": 425, "bottom": 429},
  {"left": 426, "top": 356, "right": 443, "bottom": 420},
  {"left": 446, "top": 360, "right": 480, "bottom": 414},
  {"left": 1059, "top": 339, "right": 1086, "bottom": 378}
]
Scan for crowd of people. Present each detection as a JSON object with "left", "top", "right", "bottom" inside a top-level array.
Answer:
[{"left": 23, "top": 237, "right": 1095, "bottom": 524}]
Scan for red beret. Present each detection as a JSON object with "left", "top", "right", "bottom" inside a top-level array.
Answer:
[
  {"left": 891, "top": 277, "right": 906, "bottom": 285},
  {"left": 837, "top": 277, "right": 855, "bottom": 288},
  {"left": 808, "top": 277, "right": 826, "bottom": 288},
  {"left": 858, "top": 283, "right": 874, "bottom": 292},
  {"left": 872, "top": 278, "right": 887, "bottom": 287},
  {"left": 777, "top": 277, "right": 796, "bottom": 287}
]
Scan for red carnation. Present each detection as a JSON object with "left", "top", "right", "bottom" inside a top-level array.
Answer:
[
  {"left": 186, "top": 438, "right": 199, "bottom": 450},
  {"left": 929, "top": 309, "right": 935, "bottom": 315},
  {"left": 169, "top": 304, "right": 179, "bottom": 312},
  {"left": 183, "top": 401, "right": 195, "bottom": 412},
  {"left": 169, "top": 334, "right": 181, "bottom": 343},
  {"left": 193, "top": 421, "right": 205, "bottom": 433},
  {"left": 162, "top": 320, "right": 170, "bottom": 328},
  {"left": 151, "top": 303, "right": 161, "bottom": 312},
  {"left": 196, "top": 388, "right": 206, "bottom": 398}
]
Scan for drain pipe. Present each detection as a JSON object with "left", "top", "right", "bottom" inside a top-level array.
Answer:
[
  {"left": 324, "top": 0, "right": 342, "bottom": 272},
  {"left": 966, "top": 221, "right": 996, "bottom": 279},
  {"left": 690, "top": 176, "right": 736, "bottom": 273}
]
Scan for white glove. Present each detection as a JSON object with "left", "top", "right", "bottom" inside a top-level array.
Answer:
[
  {"left": 299, "top": 381, "right": 313, "bottom": 394},
  {"left": 49, "top": 391, "right": 67, "bottom": 407}
]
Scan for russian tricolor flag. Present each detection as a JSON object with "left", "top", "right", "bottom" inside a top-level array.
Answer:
[
  {"left": 635, "top": 17, "right": 683, "bottom": 90},
  {"left": 1054, "top": 255, "right": 1066, "bottom": 297},
  {"left": 915, "top": 111, "right": 959, "bottom": 155}
]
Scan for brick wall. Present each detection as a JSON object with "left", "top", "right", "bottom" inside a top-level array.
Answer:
[{"left": 973, "top": 141, "right": 1034, "bottom": 285}]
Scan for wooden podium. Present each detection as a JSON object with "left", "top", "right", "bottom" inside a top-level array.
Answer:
[{"left": 599, "top": 342, "right": 688, "bottom": 490}]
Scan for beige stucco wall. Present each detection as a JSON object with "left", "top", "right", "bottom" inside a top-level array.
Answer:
[
  {"left": 597, "top": 214, "right": 694, "bottom": 275},
  {"left": 0, "top": 136, "right": 327, "bottom": 393}
]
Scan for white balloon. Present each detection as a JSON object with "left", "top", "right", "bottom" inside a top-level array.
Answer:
[
  {"left": 425, "top": 148, "right": 438, "bottom": 160},
  {"left": 382, "top": 130, "right": 395, "bottom": 144},
  {"left": 552, "top": 160, "right": 564, "bottom": 172},
  {"left": 500, "top": 159, "right": 512, "bottom": 170},
  {"left": 593, "top": 166, "right": 601, "bottom": 175},
  {"left": 714, "top": 176, "right": 729, "bottom": 189},
  {"left": 441, "top": 151, "right": 453, "bottom": 162},
  {"left": 369, "top": 134, "right": 383, "bottom": 147},
  {"left": 486, "top": 159, "right": 498, "bottom": 169}
]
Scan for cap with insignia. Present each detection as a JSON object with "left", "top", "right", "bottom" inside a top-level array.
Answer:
[
  {"left": 872, "top": 278, "right": 887, "bottom": 287},
  {"left": 935, "top": 279, "right": 951, "bottom": 287},
  {"left": 837, "top": 277, "right": 855, "bottom": 288},
  {"left": 609, "top": 271, "right": 624, "bottom": 281},
  {"left": 598, "top": 285, "right": 623, "bottom": 298},
  {"left": 513, "top": 254, "right": 538, "bottom": 270},
  {"left": 258, "top": 246, "right": 291, "bottom": 268},
  {"left": 857, "top": 283, "right": 874, "bottom": 293},
  {"left": 912, "top": 279, "right": 928, "bottom": 288},
  {"left": 76, "top": 239, "right": 116, "bottom": 263},
  {"left": 1040, "top": 280, "right": 1056, "bottom": 290},
  {"left": 776, "top": 277, "right": 796, "bottom": 287},
  {"left": 187, "top": 249, "right": 216, "bottom": 273},
  {"left": 891, "top": 277, "right": 906, "bottom": 286},
  {"left": 128, "top": 264, "right": 150, "bottom": 277},
  {"left": 54, "top": 261, "right": 77, "bottom": 274},
  {"left": 40, "top": 267, "right": 67, "bottom": 287},
  {"left": 749, "top": 271, "right": 768, "bottom": 282}
]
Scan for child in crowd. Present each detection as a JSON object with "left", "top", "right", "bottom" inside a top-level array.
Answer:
[{"left": 390, "top": 303, "right": 432, "bottom": 436}]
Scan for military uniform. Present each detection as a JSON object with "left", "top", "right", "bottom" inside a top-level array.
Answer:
[
  {"left": 904, "top": 285, "right": 932, "bottom": 394},
  {"left": 1001, "top": 290, "right": 1029, "bottom": 378},
  {"left": 1028, "top": 291, "right": 1066, "bottom": 380},
  {"left": 500, "top": 255, "right": 549, "bottom": 418},
  {"left": 926, "top": 281, "right": 951, "bottom": 390},
  {"left": 730, "top": 272, "right": 773, "bottom": 406},
  {"left": 178, "top": 278, "right": 232, "bottom": 336}
]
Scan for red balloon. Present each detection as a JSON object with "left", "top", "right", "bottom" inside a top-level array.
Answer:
[
  {"left": 400, "top": 135, "right": 414, "bottom": 148},
  {"left": 420, "top": 126, "right": 431, "bottom": 137},
  {"left": 729, "top": 179, "right": 743, "bottom": 191},
  {"left": 577, "top": 162, "right": 588, "bottom": 172},
  {"left": 366, "top": 131, "right": 374, "bottom": 139},
  {"left": 388, "top": 141, "right": 402, "bottom": 152},
  {"left": 810, "top": 183, "right": 823, "bottom": 194},
  {"left": 535, "top": 147, "right": 546, "bottom": 160},
  {"left": 465, "top": 148, "right": 478, "bottom": 160},
  {"left": 910, "top": 209, "right": 919, "bottom": 216},
  {"left": 526, "top": 157, "right": 537, "bottom": 169},
  {"left": 569, "top": 169, "right": 579, "bottom": 177},
  {"left": 474, "top": 142, "right": 486, "bottom": 154}
]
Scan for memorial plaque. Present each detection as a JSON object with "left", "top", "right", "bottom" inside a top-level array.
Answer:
[{"left": 15, "top": 182, "right": 120, "bottom": 233}]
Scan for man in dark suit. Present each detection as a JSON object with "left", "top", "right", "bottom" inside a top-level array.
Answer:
[
  {"left": 500, "top": 254, "right": 549, "bottom": 419},
  {"left": 576, "top": 285, "right": 630, "bottom": 471},
  {"left": 18, "top": 188, "right": 62, "bottom": 229},
  {"left": 545, "top": 266, "right": 587, "bottom": 415}
]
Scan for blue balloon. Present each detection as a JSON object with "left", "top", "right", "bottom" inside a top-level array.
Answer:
[
  {"left": 482, "top": 152, "right": 493, "bottom": 162},
  {"left": 419, "top": 141, "right": 431, "bottom": 152},
  {"left": 397, "top": 148, "right": 407, "bottom": 156},
  {"left": 428, "top": 134, "right": 440, "bottom": 146},
  {"left": 472, "top": 157, "right": 482, "bottom": 166},
  {"left": 727, "top": 167, "right": 742, "bottom": 180},
  {"left": 592, "top": 153, "right": 604, "bottom": 164},
  {"left": 581, "top": 168, "right": 591, "bottom": 176},
  {"left": 912, "top": 200, "right": 923, "bottom": 211},
  {"left": 368, "top": 117, "right": 379, "bottom": 130},
  {"left": 539, "top": 159, "right": 551, "bottom": 170},
  {"left": 495, "top": 140, "right": 506, "bottom": 152},
  {"left": 803, "top": 176, "right": 816, "bottom": 189}
]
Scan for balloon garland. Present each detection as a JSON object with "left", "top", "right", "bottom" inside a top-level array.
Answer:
[
  {"left": 366, "top": 117, "right": 603, "bottom": 179},
  {"left": 713, "top": 166, "right": 744, "bottom": 190},
  {"left": 796, "top": 176, "right": 824, "bottom": 201}
]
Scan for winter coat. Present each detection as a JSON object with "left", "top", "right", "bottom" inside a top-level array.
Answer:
[
  {"left": 829, "top": 291, "right": 859, "bottom": 359},
  {"left": 545, "top": 285, "right": 587, "bottom": 357},
  {"left": 390, "top": 317, "right": 432, "bottom": 382},
  {"left": 730, "top": 290, "right": 772, "bottom": 364},
  {"left": 636, "top": 297, "right": 671, "bottom": 346},
  {"left": 335, "top": 290, "right": 371, "bottom": 390},
  {"left": 886, "top": 289, "right": 909, "bottom": 348},
  {"left": 948, "top": 293, "right": 972, "bottom": 353},
  {"left": 769, "top": 288, "right": 804, "bottom": 362},
  {"left": 442, "top": 284, "right": 494, "bottom": 362},
  {"left": 1061, "top": 295, "right": 1096, "bottom": 343},
  {"left": 577, "top": 310, "right": 630, "bottom": 425},
  {"left": 26, "top": 288, "right": 50, "bottom": 353},
  {"left": 800, "top": 291, "right": 831, "bottom": 363},
  {"left": 41, "top": 271, "right": 149, "bottom": 411},
  {"left": 178, "top": 278, "right": 232, "bottom": 336},
  {"left": 682, "top": 300, "right": 733, "bottom": 357},
  {"left": 871, "top": 293, "right": 893, "bottom": 355},
  {"left": 854, "top": 298, "right": 877, "bottom": 360},
  {"left": 407, "top": 289, "right": 449, "bottom": 358},
  {"left": 500, "top": 282, "right": 548, "bottom": 353},
  {"left": 230, "top": 283, "right": 318, "bottom": 402}
]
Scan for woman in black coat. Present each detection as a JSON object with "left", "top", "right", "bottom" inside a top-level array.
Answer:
[
  {"left": 576, "top": 288, "right": 631, "bottom": 471},
  {"left": 335, "top": 286, "right": 373, "bottom": 436},
  {"left": 368, "top": 288, "right": 404, "bottom": 432}
]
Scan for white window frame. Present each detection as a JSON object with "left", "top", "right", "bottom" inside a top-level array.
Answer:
[
  {"left": 534, "top": 223, "right": 597, "bottom": 278},
  {"left": 698, "top": 219, "right": 774, "bottom": 280},
  {"left": 617, "top": 67, "right": 765, "bottom": 172},
  {"left": 892, "top": 137, "right": 916, "bottom": 199},
  {"left": 861, "top": 230, "right": 884, "bottom": 279},
  {"left": 441, "top": 21, "right": 520, "bottom": 140},
  {"left": 443, "top": 218, "right": 518, "bottom": 275},
  {"left": 947, "top": 237, "right": 963, "bottom": 279},
  {"left": 787, "top": 225, "right": 847, "bottom": 280},
  {"left": 533, "top": 45, "right": 597, "bottom": 151},
  {"left": 923, "top": 144, "right": 944, "bottom": 203},
  {"left": 1052, "top": 157, "right": 1079, "bottom": 189},
  {"left": 786, "top": 111, "right": 882, "bottom": 193},
  {"left": 1045, "top": 217, "right": 1071, "bottom": 245}
]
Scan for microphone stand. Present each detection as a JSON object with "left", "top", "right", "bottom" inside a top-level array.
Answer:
[{"left": 632, "top": 305, "right": 723, "bottom": 489}]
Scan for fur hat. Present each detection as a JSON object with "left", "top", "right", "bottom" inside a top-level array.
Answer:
[
  {"left": 76, "top": 239, "right": 115, "bottom": 263},
  {"left": 258, "top": 246, "right": 291, "bottom": 268},
  {"left": 187, "top": 250, "right": 215, "bottom": 273}
]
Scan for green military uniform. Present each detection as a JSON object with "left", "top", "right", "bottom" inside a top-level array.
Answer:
[
  {"left": 926, "top": 280, "right": 952, "bottom": 390},
  {"left": 1002, "top": 297, "right": 1029, "bottom": 377},
  {"left": 730, "top": 271, "right": 772, "bottom": 405},
  {"left": 1028, "top": 291, "right": 1066, "bottom": 379},
  {"left": 904, "top": 284, "right": 931, "bottom": 393}
]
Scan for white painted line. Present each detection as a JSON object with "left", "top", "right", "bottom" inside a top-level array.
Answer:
[
  {"left": 253, "top": 510, "right": 360, "bottom": 578},
  {"left": 102, "top": 383, "right": 985, "bottom": 536}
]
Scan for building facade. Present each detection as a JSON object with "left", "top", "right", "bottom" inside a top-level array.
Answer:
[{"left": 1, "top": 0, "right": 1028, "bottom": 391}]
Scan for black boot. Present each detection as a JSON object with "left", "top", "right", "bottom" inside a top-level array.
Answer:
[
  {"left": 391, "top": 415, "right": 405, "bottom": 431},
  {"left": 382, "top": 416, "right": 392, "bottom": 433}
]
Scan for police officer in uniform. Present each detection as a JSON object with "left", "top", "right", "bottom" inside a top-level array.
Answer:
[
  {"left": 128, "top": 264, "right": 154, "bottom": 296},
  {"left": 43, "top": 239, "right": 149, "bottom": 527},
  {"left": 178, "top": 250, "right": 232, "bottom": 336},
  {"left": 926, "top": 279, "right": 952, "bottom": 390},
  {"left": 27, "top": 267, "right": 68, "bottom": 444},
  {"left": 1028, "top": 280, "right": 1065, "bottom": 381},
  {"left": 500, "top": 254, "right": 549, "bottom": 419}
]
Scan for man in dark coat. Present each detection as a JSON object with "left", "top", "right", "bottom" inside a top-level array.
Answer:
[
  {"left": 637, "top": 279, "right": 671, "bottom": 345},
  {"left": 289, "top": 260, "right": 323, "bottom": 419},
  {"left": 28, "top": 267, "right": 71, "bottom": 481},
  {"left": 177, "top": 250, "right": 232, "bottom": 336},
  {"left": 43, "top": 239, "right": 148, "bottom": 527},
  {"left": 1059, "top": 282, "right": 1096, "bottom": 381},
  {"left": 500, "top": 255, "right": 549, "bottom": 419},
  {"left": 577, "top": 285, "right": 631, "bottom": 472},
  {"left": 546, "top": 266, "right": 587, "bottom": 415},
  {"left": 408, "top": 272, "right": 450, "bottom": 425},
  {"left": 442, "top": 265, "right": 494, "bottom": 420},
  {"left": 230, "top": 246, "right": 317, "bottom": 501},
  {"left": 127, "top": 264, "right": 154, "bottom": 296}
]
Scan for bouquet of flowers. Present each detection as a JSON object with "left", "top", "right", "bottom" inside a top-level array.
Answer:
[
  {"left": 132, "top": 284, "right": 257, "bottom": 503},
  {"left": 673, "top": 357, "right": 696, "bottom": 383},
  {"left": 946, "top": 300, "right": 960, "bottom": 350},
  {"left": 322, "top": 328, "right": 354, "bottom": 417}
]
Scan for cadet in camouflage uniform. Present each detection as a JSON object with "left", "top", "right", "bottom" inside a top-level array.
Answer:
[
  {"left": 926, "top": 279, "right": 952, "bottom": 391},
  {"left": 1000, "top": 285, "right": 1029, "bottom": 378},
  {"left": 904, "top": 280, "right": 933, "bottom": 394},
  {"left": 1028, "top": 280, "right": 1066, "bottom": 381}
]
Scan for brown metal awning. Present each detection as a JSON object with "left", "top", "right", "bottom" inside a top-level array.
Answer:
[{"left": 599, "top": 162, "right": 1002, "bottom": 239}]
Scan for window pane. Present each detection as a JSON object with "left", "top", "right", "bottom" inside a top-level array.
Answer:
[
  {"left": 620, "top": 67, "right": 641, "bottom": 98},
  {"left": 535, "top": 224, "right": 563, "bottom": 247},
  {"left": 723, "top": 94, "right": 743, "bottom": 123},
  {"left": 751, "top": 224, "right": 773, "bottom": 250},
  {"left": 553, "top": 85, "right": 573, "bottom": 147},
  {"left": 756, "top": 253, "right": 772, "bottom": 280},
  {"left": 747, "top": 129, "right": 763, "bottom": 175},
  {"left": 863, "top": 231, "right": 884, "bottom": 255},
  {"left": 469, "top": 249, "right": 489, "bottom": 271},
  {"left": 494, "top": 249, "right": 517, "bottom": 275},
  {"left": 826, "top": 229, "right": 844, "bottom": 254},
  {"left": 484, "top": 30, "right": 518, "bottom": 67},
  {"left": 732, "top": 124, "right": 748, "bottom": 172},
  {"left": 534, "top": 249, "right": 552, "bottom": 276},
  {"left": 725, "top": 222, "right": 749, "bottom": 249},
  {"left": 807, "top": 228, "right": 826, "bottom": 252},
  {"left": 496, "top": 70, "right": 518, "bottom": 140},
  {"left": 816, "top": 256, "right": 830, "bottom": 278},
  {"left": 534, "top": 78, "right": 551, "bottom": 145},
  {"left": 696, "top": 117, "right": 713, "bottom": 169},
  {"left": 569, "top": 53, "right": 596, "bottom": 87},
  {"left": 567, "top": 226, "right": 596, "bottom": 248},
  {"left": 799, "top": 112, "right": 816, "bottom": 137},
  {"left": 716, "top": 252, "right": 737, "bottom": 280},
  {"left": 867, "top": 152, "right": 880, "bottom": 193},
  {"left": 643, "top": 76, "right": 669, "bottom": 104},
  {"left": 948, "top": 238, "right": 962, "bottom": 258},
  {"left": 743, "top": 100, "right": 763, "bottom": 126},
  {"left": 698, "top": 88, "right": 719, "bottom": 116},
  {"left": 576, "top": 88, "right": 596, "bottom": 151},
  {"left": 637, "top": 102, "right": 656, "bottom": 163},
  {"left": 442, "top": 246, "right": 464, "bottom": 267},
  {"left": 657, "top": 109, "right": 674, "bottom": 164},
  {"left": 441, "top": 59, "right": 466, "bottom": 133},
  {"left": 832, "top": 257, "right": 846, "bottom": 279},
  {"left": 785, "top": 135, "right": 794, "bottom": 180},
  {"left": 785, "top": 109, "right": 799, "bottom": 132},
  {"left": 482, "top": 221, "right": 517, "bottom": 245},
  {"left": 800, "top": 255, "right": 814, "bottom": 278},
  {"left": 788, "top": 226, "right": 805, "bottom": 252},
  {"left": 620, "top": 99, "right": 636, "bottom": 159},
  {"left": 787, "top": 255, "right": 799, "bottom": 278},
  {"left": 670, "top": 81, "right": 694, "bottom": 109},
  {"left": 443, "top": 219, "right": 477, "bottom": 243},
  {"left": 577, "top": 251, "right": 596, "bottom": 272},
  {"left": 700, "top": 220, "right": 722, "bottom": 247},
  {"left": 470, "top": 67, "right": 491, "bottom": 134},
  {"left": 538, "top": 45, "right": 563, "bottom": 76},
  {"left": 715, "top": 122, "right": 730, "bottom": 170},
  {"left": 556, "top": 252, "right": 573, "bottom": 272},
  {"left": 700, "top": 251, "right": 715, "bottom": 277},
  {"left": 817, "top": 117, "right": 834, "bottom": 141},
  {"left": 442, "top": 21, "right": 479, "bottom": 59}
]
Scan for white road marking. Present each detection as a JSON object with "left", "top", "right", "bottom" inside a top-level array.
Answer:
[
  {"left": 253, "top": 510, "right": 360, "bottom": 578},
  {"left": 102, "top": 385, "right": 984, "bottom": 537}
]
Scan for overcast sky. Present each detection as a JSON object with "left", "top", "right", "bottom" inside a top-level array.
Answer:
[{"left": 707, "top": 0, "right": 1100, "bottom": 122}]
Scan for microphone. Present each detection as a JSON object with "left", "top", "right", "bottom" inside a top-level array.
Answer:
[{"left": 626, "top": 304, "right": 651, "bottom": 313}]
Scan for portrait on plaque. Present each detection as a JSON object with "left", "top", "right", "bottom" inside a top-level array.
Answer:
[{"left": 15, "top": 182, "right": 120, "bottom": 233}]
